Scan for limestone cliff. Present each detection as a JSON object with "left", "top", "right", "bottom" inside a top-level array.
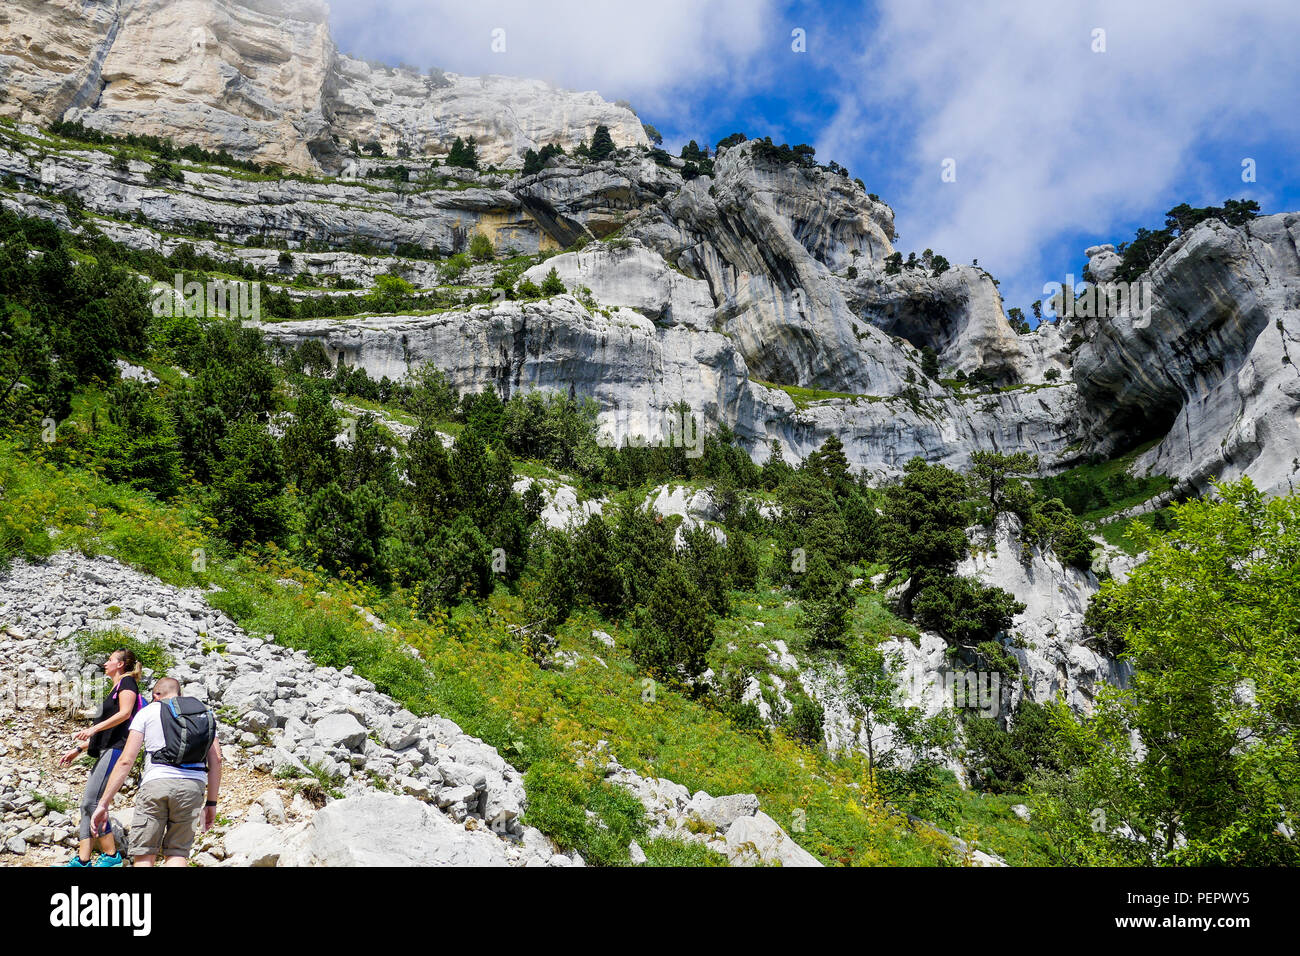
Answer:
[
  {"left": 2, "top": 9, "right": 1297, "bottom": 497},
  {"left": 1073, "top": 213, "right": 1300, "bottom": 498},
  {"left": 0, "top": 0, "right": 646, "bottom": 173}
]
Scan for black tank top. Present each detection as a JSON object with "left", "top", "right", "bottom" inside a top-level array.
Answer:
[{"left": 88, "top": 676, "right": 141, "bottom": 757}]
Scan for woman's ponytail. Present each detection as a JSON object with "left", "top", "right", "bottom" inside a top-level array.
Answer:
[{"left": 115, "top": 648, "right": 143, "bottom": 683}]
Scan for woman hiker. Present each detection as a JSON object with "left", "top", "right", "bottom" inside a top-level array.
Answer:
[{"left": 58, "top": 648, "right": 143, "bottom": 867}]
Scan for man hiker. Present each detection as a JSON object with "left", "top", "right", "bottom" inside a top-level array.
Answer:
[{"left": 91, "top": 677, "right": 223, "bottom": 867}]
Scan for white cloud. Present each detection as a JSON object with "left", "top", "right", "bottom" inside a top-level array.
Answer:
[
  {"left": 326, "top": 0, "right": 780, "bottom": 118},
  {"left": 819, "top": 0, "right": 1300, "bottom": 301},
  {"left": 324, "top": 1, "right": 1298, "bottom": 306}
]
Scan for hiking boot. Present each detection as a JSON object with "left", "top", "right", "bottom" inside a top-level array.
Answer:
[
  {"left": 93, "top": 852, "right": 124, "bottom": 867},
  {"left": 62, "top": 855, "right": 92, "bottom": 867}
]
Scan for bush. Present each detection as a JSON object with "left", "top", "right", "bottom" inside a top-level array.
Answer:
[
  {"left": 469, "top": 232, "right": 494, "bottom": 262},
  {"left": 963, "top": 700, "right": 1078, "bottom": 793},
  {"left": 73, "top": 628, "right": 174, "bottom": 676},
  {"left": 631, "top": 560, "right": 715, "bottom": 688},
  {"left": 1022, "top": 497, "right": 1094, "bottom": 569},
  {"left": 540, "top": 267, "right": 566, "bottom": 297},
  {"left": 410, "top": 514, "right": 494, "bottom": 612},
  {"left": 87, "top": 380, "right": 183, "bottom": 499},
  {"left": 521, "top": 760, "right": 647, "bottom": 866},
  {"left": 401, "top": 365, "right": 458, "bottom": 422},
  {"left": 912, "top": 574, "right": 1025, "bottom": 647},
  {"left": 206, "top": 420, "right": 292, "bottom": 546},
  {"left": 303, "top": 481, "right": 388, "bottom": 582},
  {"left": 784, "top": 694, "right": 825, "bottom": 749},
  {"left": 438, "top": 253, "right": 470, "bottom": 283},
  {"left": 677, "top": 526, "right": 730, "bottom": 617}
]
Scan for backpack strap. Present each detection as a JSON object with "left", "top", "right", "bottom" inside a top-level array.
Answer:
[{"left": 168, "top": 697, "right": 187, "bottom": 752}]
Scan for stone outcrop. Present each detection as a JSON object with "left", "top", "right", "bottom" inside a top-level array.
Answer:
[
  {"left": 325, "top": 60, "right": 647, "bottom": 171},
  {"left": 957, "top": 513, "right": 1130, "bottom": 713},
  {"left": 3, "top": 4, "right": 1296, "bottom": 495},
  {"left": 1073, "top": 214, "right": 1300, "bottom": 498},
  {"left": 602, "top": 757, "right": 821, "bottom": 867}
]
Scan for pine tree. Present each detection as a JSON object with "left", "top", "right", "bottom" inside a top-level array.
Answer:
[{"left": 589, "top": 125, "right": 615, "bottom": 162}]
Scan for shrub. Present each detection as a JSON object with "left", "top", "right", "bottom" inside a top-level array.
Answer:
[
  {"left": 411, "top": 514, "right": 494, "bottom": 612},
  {"left": 303, "top": 481, "right": 388, "bottom": 582},
  {"left": 521, "top": 760, "right": 647, "bottom": 866},
  {"left": 1022, "top": 497, "right": 1094, "bottom": 569},
  {"left": 963, "top": 699, "right": 1078, "bottom": 793},
  {"left": 540, "top": 267, "right": 566, "bottom": 296},
  {"left": 206, "top": 420, "right": 292, "bottom": 546},
  {"left": 469, "top": 232, "right": 494, "bottom": 261},
  {"left": 912, "top": 574, "right": 1025, "bottom": 647},
  {"left": 631, "top": 560, "right": 715, "bottom": 688},
  {"left": 87, "top": 380, "right": 183, "bottom": 499},
  {"left": 73, "top": 628, "right": 174, "bottom": 676},
  {"left": 438, "top": 253, "right": 470, "bottom": 283},
  {"left": 784, "top": 694, "right": 825, "bottom": 749}
]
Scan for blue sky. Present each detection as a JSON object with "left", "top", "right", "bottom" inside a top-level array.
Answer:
[{"left": 329, "top": 0, "right": 1300, "bottom": 319}]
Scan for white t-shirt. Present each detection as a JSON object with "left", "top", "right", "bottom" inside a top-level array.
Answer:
[{"left": 129, "top": 701, "right": 209, "bottom": 785}]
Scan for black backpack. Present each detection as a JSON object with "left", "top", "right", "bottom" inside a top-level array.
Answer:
[{"left": 150, "top": 697, "right": 216, "bottom": 772}]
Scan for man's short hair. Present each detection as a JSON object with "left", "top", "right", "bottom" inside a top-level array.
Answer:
[{"left": 153, "top": 677, "right": 181, "bottom": 698}]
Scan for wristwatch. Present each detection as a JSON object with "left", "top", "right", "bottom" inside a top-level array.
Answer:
[{"left": 205, "top": 800, "right": 217, "bottom": 807}]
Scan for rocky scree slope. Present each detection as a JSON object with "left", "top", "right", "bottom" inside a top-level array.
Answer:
[{"left": 0, "top": 551, "right": 816, "bottom": 867}]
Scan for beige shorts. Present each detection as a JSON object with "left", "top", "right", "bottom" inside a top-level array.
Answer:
[{"left": 129, "top": 777, "right": 207, "bottom": 859}]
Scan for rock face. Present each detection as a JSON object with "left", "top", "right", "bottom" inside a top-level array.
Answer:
[
  {"left": 957, "top": 514, "right": 1130, "bottom": 714},
  {"left": 325, "top": 60, "right": 647, "bottom": 170},
  {"left": 3, "top": 4, "right": 1297, "bottom": 494},
  {"left": 278, "top": 792, "right": 510, "bottom": 867},
  {"left": 0, "top": 136, "right": 559, "bottom": 257},
  {"left": 786, "top": 514, "right": 1127, "bottom": 767},
  {"left": 1073, "top": 214, "right": 1300, "bottom": 499},
  {"left": 0, "top": 0, "right": 645, "bottom": 173}
]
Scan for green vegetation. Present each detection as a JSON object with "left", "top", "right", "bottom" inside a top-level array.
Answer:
[
  {"left": 48, "top": 119, "right": 271, "bottom": 177},
  {"left": 72, "top": 628, "right": 174, "bottom": 675},
  {"left": 1112, "top": 199, "right": 1261, "bottom": 283},
  {"left": 1034, "top": 442, "right": 1175, "bottom": 522},
  {"left": 446, "top": 136, "right": 479, "bottom": 171},
  {"left": 1037, "top": 480, "right": 1300, "bottom": 865},
  {"left": 31, "top": 791, "right": 72, "bottom": 814},
  {"left": 749, "top": 379, "right": 867, "bottom": 409},
  {"left": 522, "top": 143, "right": 566, "bottom": 176},
  {"left": 468, "top": 232, "right": 495, "bottom": 262}
]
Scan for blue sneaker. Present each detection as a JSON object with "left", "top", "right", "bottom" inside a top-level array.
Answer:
[
  {"left": 93, "top": 852, "right": 124, "bottom": 867},
  {"left": 63, "top": 855, "right": 91, "bottom": 867}
]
